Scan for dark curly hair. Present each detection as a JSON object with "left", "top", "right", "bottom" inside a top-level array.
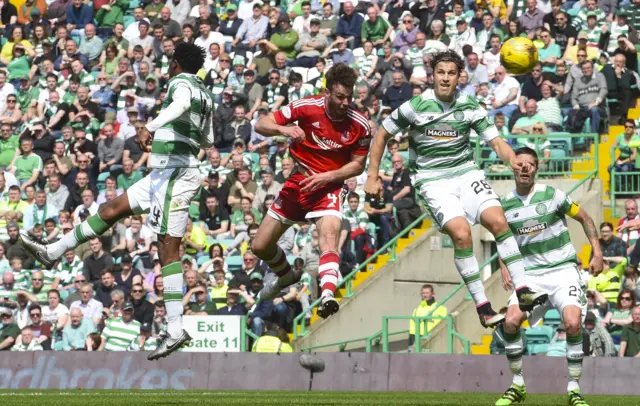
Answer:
[
  {"left": 429, "top": 50, "right": 465, "bottom": 75},
  {"left": 325, "top": 63, "right": 358, "bottom": 92},
  {"left": 173, "top": 42, "right": 206, "bottom": 74}
]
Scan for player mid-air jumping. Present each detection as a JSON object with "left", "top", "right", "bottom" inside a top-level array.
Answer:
[
  {"left": 495, "top": 147, "right": 602, "bottom": 406},
  {"left": 252, "top": 63, "right": 370, "bottom": 318},
  {"left": 364, "top": 50, "right": 546, "bottom": 328},
  {"left": 20, "top": 42, "right": 214, "bottom": 361}
]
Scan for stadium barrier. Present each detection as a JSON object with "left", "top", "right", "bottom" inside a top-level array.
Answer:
[
  {"left": 475, "top": 133, "right": 599, "bottom": 180},
  {"left": 1, "top": 352, "right": 639, "bottom": 394},
  {"left": 610, "top": 146, "right": 640, "bottom": 216},
  {"left": 296, "top": 168, "right": 599, "bottom": 352}
]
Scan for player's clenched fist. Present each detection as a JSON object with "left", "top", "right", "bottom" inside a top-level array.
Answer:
[
  {"left": 363, "top": 177, "right": 381, "bottom": 196},
  {"left": 280, "top": 125, "right": 305, "bottom": 141},
  {"left": 137, "top": 127, "right": 153, "bottom": 152}
]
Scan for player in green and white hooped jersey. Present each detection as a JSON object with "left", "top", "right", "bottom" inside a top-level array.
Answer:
[
  {"left": 19, "top": 43, "right": 214, "bottom": 361},
  {"left": 495, "top": 147, "right": 602, "bottom": 406},
  {"left": 364, "top": 50, "right": 547, "bottom": 329}
]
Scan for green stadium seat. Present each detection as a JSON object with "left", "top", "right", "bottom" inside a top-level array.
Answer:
[
  {"left": 226, "top": 256, "right": 243, "bottom": 272},
  {"left": 525, "top": 325, "right": 553, "bottom": 344},
  {"left": 197, "top": 255, "right": 209, "bottom": 266},
  {"left": 218, "top": 239, "right": 235, "bottom": 248},
  {"left": 544, "top": 308, "right": 561, "bottom": 329},
  {"left": 399, "top": 150, "right": 409, "bottom": 166},
  {"left": 97, "top": 171, "right": 110, "bottom": 192},
  {"left": 287, "top": 255, "right": 297, "bottom": 264},
  {"left": 549, "top": 148, "right": 567, "bottom": 172},
  {"left": 528, "top": 343, "right": 549, "bottom": 355},
  {"left": 188, "top": 204, "right": 200, "bottom": 220},
  {"left": 123, "top": 15, "right": 135, "bottom": 29}
]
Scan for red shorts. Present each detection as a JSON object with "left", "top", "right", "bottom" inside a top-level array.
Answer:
[{"left": 267, "top": 172, "right": 348, "bottom": 224}]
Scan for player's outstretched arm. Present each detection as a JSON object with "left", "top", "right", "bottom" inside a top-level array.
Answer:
[
  {"left": 487, "top": 137, "right": 523, "bottom": 173},
  {"left": 363, "top": 126, "right": 392, "bottom": 195},
  {"left": 570, "top": 206, "right": 603, "bottom": 275}
]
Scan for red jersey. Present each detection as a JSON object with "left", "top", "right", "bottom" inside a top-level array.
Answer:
[{"left": 272, "top": 96, "right": 371, "bottom": 174}]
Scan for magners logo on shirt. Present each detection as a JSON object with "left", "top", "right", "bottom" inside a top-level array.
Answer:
[
  {"left": 426, "top": 123, "right": 458, "bottom": 139},
  {"left": 517, "top": 220, "right": 548, "bottom": 235}
]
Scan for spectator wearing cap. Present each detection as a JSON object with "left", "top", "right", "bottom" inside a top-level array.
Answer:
[
  {"left": 61, "top": 307, "right": 95, "bottom": 350},
  {"left": 262, "top": 14, "right": 299, "bottom": 61},
  {"left": 574, "top": 0, "right": 605, "bottom": 31},
  {"left": 449, "top": 18, "right": 476, "bottom": 57},
  {"left": 115, "top": 256, "right": 142, "bottom": 296},
  {"left": 214, "top": 88, "right": 237, "bottom": 151},
  {"left": 584, "top": 311, "right": 616, "bottom": 356},
  {"left": 253, "top": 167, "right": 281, "bottom": 210},
  {"left": 227, "top": 56, "right": 247, "bottom": 94},
  {"left": 236, "top": 70, "right": 263, "bottom": 121},
  {"left": 233, "top": 2, "right": 268, "bottom": 51},
  {"left": 0, "top": 308, "right": 20, "bottom": 350},
  {"left": 219, "top": 5, "right": 243, "bottom": 46},
  {"left": 336, "top": 1, "right": 363, "bottom": 48},
  {"left": 99, "top": 300, "right": 140, "bottom": 351},
  {"left": 135, "top": 322, "right": 158, "bottom": 351},
  {"left": 292, "top": 18, "right": 328, "bottom": 69},
  {"left": 565, "top": 32, "right": 599, "bottom": 65}
]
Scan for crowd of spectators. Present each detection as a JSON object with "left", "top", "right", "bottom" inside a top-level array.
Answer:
[{"left": 0, "top": 0, "right": 637, "bottom": 352}]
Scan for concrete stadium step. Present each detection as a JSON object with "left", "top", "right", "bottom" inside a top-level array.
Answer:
[{"left": 295, "top": 220, "right": 432, "bottom": 340}]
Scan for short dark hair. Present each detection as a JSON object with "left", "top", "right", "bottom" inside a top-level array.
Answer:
[
  {"left": 8, "top": 185, "right": 20, "bottom": 192},
  {"left": 28, "top": 303, "right": 42, "bottom": 313},
  {"left": 173, "top": 42, "right": 206, "bottom": 74},
  {"left": 625, "top": 119, "right": 636, "bottom": 128},
  {"left": 48, "top": 289, "right": 61, "bottom": 299},
  {"left": 347, "top": 192, "right": 359, "bottom": 201},
  {"left": 421, "top": 284, "right": 434, "bottom": 291},
  {"left": 325, "top": 63, "right": 358, "bottom": 92},
  {"left": 600, "top": 222, "right": 614, "bottom": 231},
  {"left": 101, "top": 268, "right": 114, "bottom": 277},
  {"left": 515, "top": 146, "right": 539, "bottom": 168},
  {"left": 430, "top": 50, "right": 465, "bottom": 74}
]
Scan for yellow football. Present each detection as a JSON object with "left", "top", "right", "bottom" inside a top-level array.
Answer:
[{"left": 500, "top": 37, "right": 539, "bottom": 75}]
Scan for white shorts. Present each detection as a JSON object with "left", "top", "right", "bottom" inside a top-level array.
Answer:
[
  {"left": 507, "top": 266, "right": 587, "bottom": 324},
  {"left": 127, "top": 167, "right": 201, "bottom": 237},
  {"left": 414, "top": 169, "right": 500, "bottom": 230}
]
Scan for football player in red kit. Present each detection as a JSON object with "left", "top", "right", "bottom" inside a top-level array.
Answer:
[{"left": 252, "top": 63, "right": 371, "bottom": 318}]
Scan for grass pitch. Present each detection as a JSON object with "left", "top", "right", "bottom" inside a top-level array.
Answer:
[{"left": 0, "top": 390, "right": 639, "bottom": 405}]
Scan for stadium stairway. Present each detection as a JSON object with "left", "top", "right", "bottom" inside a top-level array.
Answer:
[{"left": 290, "top": 219, "right": 433, "bottom": 345}]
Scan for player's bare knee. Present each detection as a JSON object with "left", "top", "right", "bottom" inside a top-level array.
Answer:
[
  {"left": 487, "top": 216, "right": 509, "bottom": 236},
  {"left": 250, "top": 240, "right": 266, "bottom": 258},
  {"left": 564, "top": 318, "right": 582, "bottom": 336},
  {"left": 504, "top": 307, "right": 524, "bottom": 332},
  {"left": 449, "top": 230, "right": 472, "bottom": 249}
]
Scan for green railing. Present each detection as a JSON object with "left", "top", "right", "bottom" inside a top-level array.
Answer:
[
  {"left": 292, "top": 134, "right": 599, "bottom": 347},
  {"left": 292, "top": 212, "right": 430, "bottom": 340},
  {"left": 610, "top": 146, "right": 640, "bottom": 217},
  {"left": 475, "top": 133, "right": 599, "bottom": 179},
  {"left": 301, "top": 315, "right": 470, "bottom": 354},
  {"left": 296, "top": 167, "right": 599, "bottom": 353}
]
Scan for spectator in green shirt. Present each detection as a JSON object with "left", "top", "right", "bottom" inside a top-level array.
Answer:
[
  {"left": 117, "top": 158, "right": 143, "bottom": 190},
  {"left": 10, "top": 136, "right": 42, "bottom": 191},
  {"left": 184, "top": 283, "right": 217, "bottom": 315},
  {"left": 0, "top": 123, "right": 19, "bottom": 168},
  {"left": 263, "top": 14, "right": 299, "bottom": 60},
  {"left": 620, "top": 306, "right": 640, "bottom": 357},
  {"left": 0, "top": 309, "right": 20, "bottom": 350},
  {"left": 361, "top": 6, "right": 392, "bottom": 46}
]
